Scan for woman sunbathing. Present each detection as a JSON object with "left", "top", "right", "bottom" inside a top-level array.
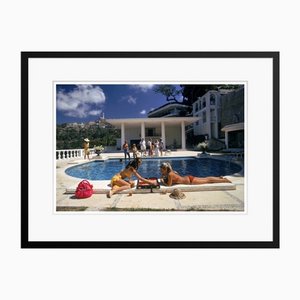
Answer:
[
  {"left": 160, "top": 162, "right": 231, "bottom": 186},
  {"left": 107, "top": 158, "right": 153, "bottom": 198}
]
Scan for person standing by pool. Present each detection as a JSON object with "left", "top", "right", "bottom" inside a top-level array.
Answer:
[
  {"left": 159, "top": 162, "right": 231, "bottom": 186},
  {"left": 107, "top": 158, "right": 153, "bottom": 198},
  {"left": 154, "top": 139, "right": 160, "bottom": 156},
  {"left": 122, "top": 140, "right": 130, "bottom": 160},
  {"left": 140, "top": 138, "right": 146, "bottom": 157},
  {"left": 149, "top": 139, "right": 154, "bottom": 156},
  {"left": 151, "top": 141, "right": 155, "bottom": 157},
  {"left": 147, "top": 139, "right": 152, "bottom": 156},
  {"left": 132, "top": 143, "right": 138, "bottom": 158},
  {"left": 159, "top": 138, "right": 164, "bottom": 156},
  {"left": 83, "top": 138, "right": 90, "bottom": 160}
]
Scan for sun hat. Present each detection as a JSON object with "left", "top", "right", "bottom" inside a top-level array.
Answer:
[
  {"left": 84, "top": 138, "right": 90, "bottom": 142},
  {"left": 169, "top": 188, "right": 186, "bottom": 200}
]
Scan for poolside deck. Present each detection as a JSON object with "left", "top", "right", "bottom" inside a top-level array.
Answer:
[{"left": 56, "top": 150, "right": 245, "bottom": 212}]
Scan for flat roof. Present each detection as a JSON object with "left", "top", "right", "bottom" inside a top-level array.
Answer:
[
  {"left": 148, "top": 102, "right": 191, "bottom": 116},
  {"left": 106, "top": 117, "right": 198, "bottom": 127},
  {"left": 221, "top": 122, "right": 244, "bottom": 132}
]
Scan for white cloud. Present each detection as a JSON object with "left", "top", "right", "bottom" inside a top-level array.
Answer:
[
  {"left": 140, "top": 110, "right": 147, "bottom": 115},
  {"left": 132, "top": 84, "right": 154, "bottom": 93},
  {"left": 122, "top": 95, "right": 137, "bottom": 104},
  {"left": 128, "top": 96, "right": 137, "bottom": 104},
  {"left": 89, "top": 110, "right": 102, "bottom": 116},
  {"left": 56, "top": 85, "right": 106, "bottom": 118}
]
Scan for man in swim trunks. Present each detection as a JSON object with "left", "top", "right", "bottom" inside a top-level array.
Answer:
[
  {"left": 107, "top": 158, "right": 153, "bottom": 198},
  {"left": 122, "top": 140, "right": 130, "bottom": 160},
  {"left": 83, "top": 138, "right": 90, "bottom": 160},
  {"left": 159, "top": 162, "right": 231, "bottom": 186}
]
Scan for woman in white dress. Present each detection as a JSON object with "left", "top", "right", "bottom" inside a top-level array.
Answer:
[
  {"left": 154, "top": 140, "right": 159, "bottom": 156},
  {"left": 139, "top": 138, "right": 146, "bottom": 156}
]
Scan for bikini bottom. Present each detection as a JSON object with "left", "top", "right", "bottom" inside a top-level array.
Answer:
[{"left": 188, "top": 175, "right": 195, "bottom": 183}]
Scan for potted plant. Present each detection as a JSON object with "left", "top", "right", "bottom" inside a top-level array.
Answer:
[
  {"left": 94, "top": 145, "right": 104, "bottom": 156},
  {"left": 196, "top": 141, "right": 209, "bottom": 156},
  {"left": 198, "top": 141, "right": 208, "bottom": 153}
]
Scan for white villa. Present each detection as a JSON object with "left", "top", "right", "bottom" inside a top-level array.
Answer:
[
  {"left": 192, "top": 90, "right": 222, "bottom": 139},
  {"left": 192, "top": 87, "right": 244, "bottom": 149}
]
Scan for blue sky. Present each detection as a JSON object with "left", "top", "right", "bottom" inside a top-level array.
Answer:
[{"left": 56, "top": 84, "right": 182, "bottom": 124}]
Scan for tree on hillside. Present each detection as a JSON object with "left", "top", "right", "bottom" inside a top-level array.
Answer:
[
  {"left": 153, "top": 85, "right": 182, "bottom": 102},
  {"left": 56, "top": 124, "right": 120, "bottom": 150}
]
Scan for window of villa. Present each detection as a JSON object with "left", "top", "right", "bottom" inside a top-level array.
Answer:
[
  {"left": 202, "top": 98, "right": 206, "bottom": 108},
  {"left": 232, "top": 113, "right": 239, "bottom": 123},
  {"left": 146, "top": 128, "right": 155, "bottom": 136},
  {"left": 195, "top": 103, "right": 198, "bottom": 112},
  {"left": 211, "top": 109, "right": 216, "bottom": 122},
  {"left": 210, "top": 94, "right": 216, "bottom": 105},
  {"left": 203, "top": 111, "right": 206, "bottom": 123}
]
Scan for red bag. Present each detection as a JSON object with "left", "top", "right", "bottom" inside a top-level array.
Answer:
[{"left": 75, "top": 180, "right": 93, "bottom": 199}]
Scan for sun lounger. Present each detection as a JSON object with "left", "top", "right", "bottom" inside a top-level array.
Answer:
[{"left": 65, "top": 179, "right": 236, "bottom": 195}]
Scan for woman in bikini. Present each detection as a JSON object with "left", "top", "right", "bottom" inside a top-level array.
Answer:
[
  {"left": 107, "top": 158, "right": 153, "bottom": 198},
  {"left": 160, "top": 162, "right": 231, "bottom": 186}
]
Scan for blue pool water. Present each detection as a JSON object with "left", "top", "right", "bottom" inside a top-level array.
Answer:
[{"left": 65, "top": 157, "right": 241, "bottom": 181}]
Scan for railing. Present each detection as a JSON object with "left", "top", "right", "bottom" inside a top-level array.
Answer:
[{"left": 56, "top": 149, "right": 85, "bottom": 160}]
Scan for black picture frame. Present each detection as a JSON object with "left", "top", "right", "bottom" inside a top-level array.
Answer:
[{"left": 21, "top": 51, "right": 280, "bottom": 249}]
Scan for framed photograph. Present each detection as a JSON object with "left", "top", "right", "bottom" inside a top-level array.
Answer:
[{"left": 21, "top": 52, "right": 279, "bottom": 248}]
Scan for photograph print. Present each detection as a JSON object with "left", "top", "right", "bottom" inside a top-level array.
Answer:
[{"left": 56, "top": 83, "right": 245, "bottom": 212}]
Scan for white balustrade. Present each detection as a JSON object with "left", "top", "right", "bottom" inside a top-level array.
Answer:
[{"left": 56, "top": 149, "right": 85, "bottom": 160}]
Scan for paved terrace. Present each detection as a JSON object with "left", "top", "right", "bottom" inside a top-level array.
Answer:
[{"left": 56, "top": 151, "right": 244, "bottom": 212}]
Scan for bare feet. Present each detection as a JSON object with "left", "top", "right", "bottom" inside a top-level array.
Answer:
[
  {"left": 223, "top": 177, "right": 231, "bottom": 183},
  {"left": 128, "top": 193, "right": 133, "bottom": 197},
  {"left": 106, "top": 190, "right": 113, "bottom": 198}
]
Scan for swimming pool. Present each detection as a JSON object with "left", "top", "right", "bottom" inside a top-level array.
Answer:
[{"left": 65, "top": 157, "right": 242, "bottom": 180}]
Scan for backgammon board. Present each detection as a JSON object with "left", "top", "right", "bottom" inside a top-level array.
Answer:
[{"left": 137, "top": 178, "right": 160, "bottom": 190}]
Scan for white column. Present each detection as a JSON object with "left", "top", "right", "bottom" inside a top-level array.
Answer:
[
  {"left": 121, "top": 123, "right": 125, "bottom": 146},
  {"left": 181, "top": 120, "right": 186, "bottom": 150},
  {"left": 207, "top": 98, "right": 211, "bottom": 139},
  {"left": 225, "top": 131, "right": 229, "bottom": 149},
  {"left": 215, "top": 97, "right": 220, "bottom": 139},
  {"left": 161, "top": 122, "right": 166, "bottom": 146},
  {"left": 214, "top": 109, "right": 218, "bottom": 139},
  {"left": 141, "top": 122, "right": 145, "bottom": 139}
]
